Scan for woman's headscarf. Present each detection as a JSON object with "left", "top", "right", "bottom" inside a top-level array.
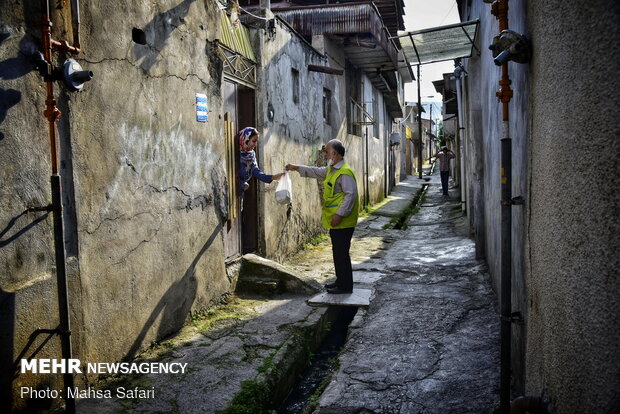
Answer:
[
  {"left": 239, "top": 127, "right": 257, "bottom": 151},
  {"left": 239, "top": 127, "right": 258, "bottom": 183}
]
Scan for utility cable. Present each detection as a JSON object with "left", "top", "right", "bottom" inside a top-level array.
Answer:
[
  {"left": 238, "top": 3, "right": 270, "bottom": 20},
  {"left": 439, "top": 1, "right": 457, "bottom": 26}
]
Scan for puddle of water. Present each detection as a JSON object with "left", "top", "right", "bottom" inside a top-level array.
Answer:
[{"left": 277, "top": 306, "right": 358, "bottom": 414}]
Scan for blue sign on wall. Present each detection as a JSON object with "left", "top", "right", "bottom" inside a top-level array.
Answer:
[{"left": 196, "top": 93, "right": 208, "bottom": 122}]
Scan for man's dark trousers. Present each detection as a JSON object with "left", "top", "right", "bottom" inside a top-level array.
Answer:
[
  {"left": 440, "top": 171, "right": 450, "bottom": 195},
  {"left": 329, "top": 227, "right": 355, "bottom": 291}
]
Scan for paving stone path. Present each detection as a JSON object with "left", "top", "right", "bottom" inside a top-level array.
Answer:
[{"left": 314, "top": 171, "right": 500, "bottom": 414}]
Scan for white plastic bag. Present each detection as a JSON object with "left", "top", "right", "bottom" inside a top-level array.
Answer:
[{"left": 275, "top": 172, "right": 292, "bottom": 204}]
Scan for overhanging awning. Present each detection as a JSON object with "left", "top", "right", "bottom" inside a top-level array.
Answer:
[
  {"left": 393, "top": 20, "right": 480, "bottom": 66},
  {"left": 218, "top": 10, "right": 257, "bottom": 87},
  {"left": 219, "top": 10, "right": 256, "bottom": 62},
  {"left": 275, "top": 3, "right": 399, "bottom": 70}
]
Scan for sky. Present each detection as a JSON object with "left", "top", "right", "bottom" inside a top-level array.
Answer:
[{"left": 401, "top": 0, "right": 461, "bottom": 107}]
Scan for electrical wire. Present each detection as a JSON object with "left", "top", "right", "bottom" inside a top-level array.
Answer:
[
  {"left": 237, "top": 3, "right": 270, "bottom": 20},
  {"left": 439, "top": 1, "right": 457, "bottom": 26}
]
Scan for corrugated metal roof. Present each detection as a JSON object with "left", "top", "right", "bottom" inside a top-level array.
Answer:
[
  {"left": 276, "top": 4, "right": 378, "bottom": 35},
  {"left": 272, "top": 0, "right": 405, "bottom": 36},
  {"left": 275, "top": 3, "right": 398, "bottom": 69},
  {"left": 219, "top": 10, "right": 256, "bottom": 62},
  {"left": 242, "top": 0, "right": 405, "bottom": 37}
]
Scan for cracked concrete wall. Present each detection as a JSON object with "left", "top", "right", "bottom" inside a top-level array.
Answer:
[
  {"left": 1, "top": 1, "right": 230, "bottom": 409},
  {"left": 66, "top": 0, "right": 230, "bottom": 369}
]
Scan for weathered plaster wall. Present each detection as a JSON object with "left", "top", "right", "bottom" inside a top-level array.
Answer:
[
  {"left": 363, "top": 75, "right": 388, "bottom": 204},
  {"left": 462, "top": 0, "right": 620, "bottom": 408},
  {"left": 1, "top": 1, "right": 229, "bottom": 409},
  {"left": 462, "top": 0, "right": 529, "bottom": 394},
  {"left": 316, "top": 34, "right": 347, "bottom": 146},
  {"left": 399, "top": 122, "right": 408, "bottom": 177},
  {"left": 256, "top": 19, "right": 330, "bottom": 261},
  {"left": 258, "top": 23, "right": 392, "bottom": 260},
  {"left": 0, "top": 2, "right": 62, "bottom": 408},
  {"left": 1, "top": 3, "right": 83, "bottom": 410},
  {"left": 462, "top": 64, "right": 487, "bottom": 259},
  {"left": 75, "top": 0, "right": 229, "bottom": 366},
  {"left": 525, "top": 1, "right": 620, "bottom": 411}
]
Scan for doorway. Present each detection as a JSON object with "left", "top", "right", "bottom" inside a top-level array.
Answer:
[{"left": 223, "top": 80, "right": 258, "bottom": 261}]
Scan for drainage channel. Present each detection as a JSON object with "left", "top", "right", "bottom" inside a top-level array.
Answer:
[
  {"left": 389, "top": 183, "right": 430, "bottom": 230},
  {"left": 277, "top": 306, "right": 358, "bottom": 414}
]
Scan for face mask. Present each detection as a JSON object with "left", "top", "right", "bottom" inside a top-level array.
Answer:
[{"left": 327, "top": 158, "right": 334, "bottom": 167}]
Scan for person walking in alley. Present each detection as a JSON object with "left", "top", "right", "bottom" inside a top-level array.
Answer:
[
  {"left": 285, "top": 139, "right": 359, "bottom": 294},
  {"left": 433, "top": 146, "right": 456, "bottom": 196},
  {"left": 237, "top": 127, "right": 284, "bottom": 209}
]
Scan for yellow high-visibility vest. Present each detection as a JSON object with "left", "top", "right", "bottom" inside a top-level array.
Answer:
[{"left": 322, "top": 163, "right": 359, "bottom": 229}]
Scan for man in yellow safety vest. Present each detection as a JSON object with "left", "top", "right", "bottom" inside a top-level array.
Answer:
[{"left": 285, "top": 139, "right": 359, "bottom": 294}]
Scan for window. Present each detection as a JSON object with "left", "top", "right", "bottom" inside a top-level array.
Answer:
[
  {"left": 323, "top": 88, "right": 331, "bottom": 125},
  {"left": 346, "top": 65, "right": 363, "bottom": 136},
  {"left": 291, "top": 69, "right": 299, "bottom": 104}
]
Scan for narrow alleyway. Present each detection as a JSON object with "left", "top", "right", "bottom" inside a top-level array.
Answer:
[
  {"left": 75, "top": 169, "right": 499, "bottom": 414},
  {"left": 314, "top": 170, "right": 500, "bottom": 413}
]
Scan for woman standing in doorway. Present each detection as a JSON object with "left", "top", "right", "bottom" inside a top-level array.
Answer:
[{"left": 237, "top": 127, "right": 284, "bottom": 208}]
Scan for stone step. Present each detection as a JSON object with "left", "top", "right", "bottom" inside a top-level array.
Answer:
[
  {"left": 236, "top": 276, "right": 282, "bottom": 295},
  {"left": 238, "top": 254, "right": 322, "bottom": 294}
]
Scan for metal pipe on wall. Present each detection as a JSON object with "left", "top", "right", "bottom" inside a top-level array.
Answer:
[
  {"left": 70, "top": 0, "right": 81, "bottom": 51},
  {"left": 455, "top": 72, "right": 467, "bottom": 212},
  {"left": 490, "top": 0, "right": 514, "bottom": 413},
  {"left": 500, "top": 118, "right": 512, "bottom": 414},
  {"left": 38, "top": 1, "right": 82, "bottom": 412},
  {"left": 384, "top": 112, "right": 388, "bottom": 197},
  {"left": 365, "top": 126, "right": 370, "bottom": 206},
  {"left": 416, "top": 65, "right": 423, "bottom": 179}
]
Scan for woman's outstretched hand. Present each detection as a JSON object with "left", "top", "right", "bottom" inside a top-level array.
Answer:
[{"left": 272, "top": 172, "right": 285, "bottom": 180}]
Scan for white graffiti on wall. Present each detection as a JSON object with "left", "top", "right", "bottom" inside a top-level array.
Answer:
[{"left": 102, "top": 116, "right": 218, "bottom": 215}]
